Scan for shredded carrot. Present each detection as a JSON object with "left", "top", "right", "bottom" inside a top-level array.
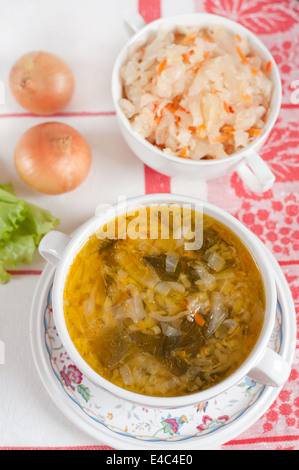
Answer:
[
  {"left": 193, "top": 51, "right": 210, "bottom": 73},
  {"left": 181, "top": 31, "right": 197, "bottom": 45},
  {"left": 203, "top": 50, "right": 211, "bottom": 61},
  {"left": 266, "top": 60, "right": 272, "bottom": 73},
  {"left": 250, "top": 67, "right": 260, "bottom": 76},
  {"left": 236, "top": 45, "right": 249, "bottom": 64},
  {"left": 240, "top": 85, "right": 252, "bottom": 105},
  {"left": 182, "top": 49, "right": 195, "bottom": 62},
  {"left": 158, "top": 59, "right": 167, "bottom": 75},
  {"left": 196, "top": 123, "right": 206, "bottom": 138},
  {"left": 165, "top": 103, "right": 176, "bottom": 114},
  {"left": 223, "top": 101, "right": 234, "bottom": 114},
  {"left": 242, "top": 92, "right": 252, "bottom": 105},
  {"left": 213, "top": 89, "right": 221, "bottom": 94},
  {"left": 155, "top": 114, "right": 162, "bottom": 125},
  {"left": 211, "top": 223, "right": 235, "bottom": 245},
  {"left": 227, "top": 323, "right": 240, "bottom": 339},
  {"left": 178, "top": 105, "right": 190, "bottom": 114},
  {"left": 118, "top": 291, "right": 129, "bottom": 303},
  {"left": 183, "top": 251, "right": 198, "bottom": 258},
  {"left": 180, "top": 146, "right": 189, "bottom": 158},
  {"left": 194, "top": 312, "right": 205, "bottom": 326},
  {"left": 137, "top": 320, "right": 146, "bottom": 331},
  {"left": 163, "top": 103, "right": 180, "bottom": 124},
  {"left": 200, "top": 35, "right": 215, "bottom": 44},
  {"left": 247, "top": 127, "right": 261, "bottom": 138},
  {"left": 222, "top": 125, "right": 235, "bottom": 133},
  {"left": 212, "top": 134, "right": 234, "bottom": 142},
  {"left": 236, "top": 34, "right": 242, "bottom": 43}
]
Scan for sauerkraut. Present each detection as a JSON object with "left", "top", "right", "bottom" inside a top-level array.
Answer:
[{"left": 119, "top": 25, "right": 273, "bottom": 160}]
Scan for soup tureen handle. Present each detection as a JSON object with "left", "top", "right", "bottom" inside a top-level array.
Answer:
[
  {"left": 248, "top": 347, "right": 291, "bottom": 387},
  {"left": 236, "top": 152, "right": 275, "bottom": 194},
  {"left": 123, "top": 11, "right": 146, "bottom": 34},
  {"left": 39, "top": 231, "right": 71, "bottom": 266}
]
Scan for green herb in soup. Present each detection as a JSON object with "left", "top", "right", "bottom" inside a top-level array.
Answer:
[{"left": 64, "top": 207, "right": 265, "bottom": 397}]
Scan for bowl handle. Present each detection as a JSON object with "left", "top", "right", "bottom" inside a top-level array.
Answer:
[
  {"left": 39, "top": 231, "right": 71, "bottom": 266},
  {"left": 123, "top": 10, "right": 146, "bottom": 33},
  {"left": 247, "top": 347, "right": 291, "bottom": 387},
  {"left": 236, "top": 152, "right": 275, "bottom": 193}
]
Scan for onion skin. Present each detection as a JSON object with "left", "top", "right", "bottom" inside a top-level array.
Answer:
[
  {"left": 14, "top": 122, "right": 92, "bottom": 194},
  {"left": 9, "top": 51, "right": 75, "bottom": 115}
]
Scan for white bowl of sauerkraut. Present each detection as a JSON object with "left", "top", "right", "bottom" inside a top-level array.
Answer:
[
  {"left": 112, "top": 13, "right": 281, "bottom": 193},
  {"left": 39, "top": 193, "right": 291, "bottom": 409}
]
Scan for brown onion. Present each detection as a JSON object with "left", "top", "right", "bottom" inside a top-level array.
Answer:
[
  {"left": 14, "top": 122, "right": 92, "bottom": 194},
  {"left": 9, "top": 51, "right": 75, "bottom": 115}
]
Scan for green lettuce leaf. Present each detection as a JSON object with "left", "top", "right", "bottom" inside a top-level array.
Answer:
[
  {"left": 0, "top": 183, "right": 60, "bottom": 284},
  {"left": 0, "top": 186, "right": 26, "bottom": 241},
  {"left": 0, "top": 263, "right": 11, "bottom": 284}
]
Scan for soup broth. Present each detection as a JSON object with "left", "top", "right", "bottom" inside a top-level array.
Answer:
[{"left": 64, "top": 207, "right": 265, "bottom": 397}]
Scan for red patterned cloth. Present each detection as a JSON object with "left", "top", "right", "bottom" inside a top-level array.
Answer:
[
  {"left": 0, "top": 0, "right": 297, "bottom": 452},
  {"left": 141, "top": 0, "right": 299, "bottom": 451}
]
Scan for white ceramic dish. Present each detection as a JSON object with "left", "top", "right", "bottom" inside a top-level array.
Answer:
[
  {"left": 29, "top": 243, "right": 296, "bottom": 450},
  {"left": 39, "top": 194, "right": 291, "bottom": 409},
  {"left": 112, "top": 12, "right": 281, "bottom": 193}
]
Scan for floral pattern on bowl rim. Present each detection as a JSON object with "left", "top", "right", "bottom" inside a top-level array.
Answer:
[
  {"left": 30, "top": 243, "right": 296, "bottom": 449},
  {"left": 44, "top": 285, "right": 282, "bottom": 442}
]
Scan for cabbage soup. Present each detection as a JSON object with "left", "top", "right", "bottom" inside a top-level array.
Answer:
[{"left": 64, "top": 207, "right": 265, "bottom": 397}]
